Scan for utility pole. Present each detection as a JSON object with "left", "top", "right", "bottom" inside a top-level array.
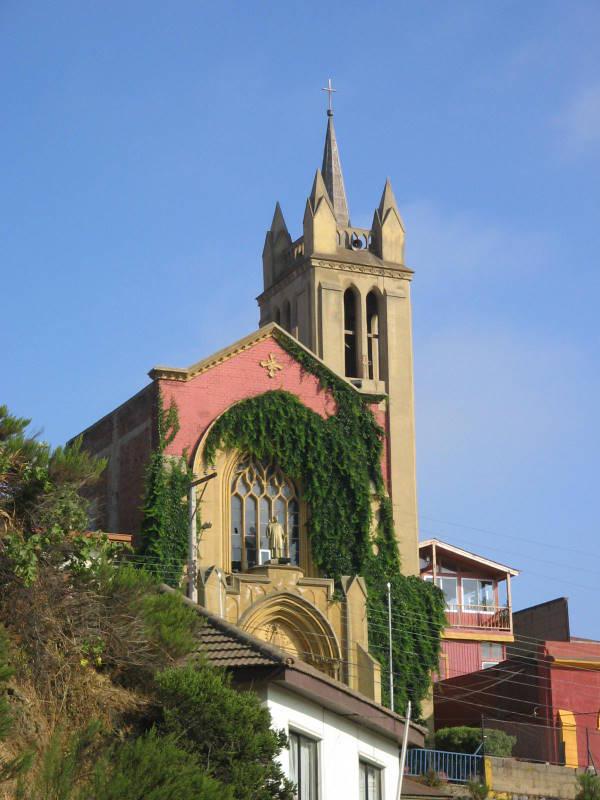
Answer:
[
  {"left": 387, "top": 581, "right": 394, "bottom": 711},
  {"left": 396, "top": 700, "right": 412, "bottom": 799},
  {"left": 187, "top": 472, "right": 217, "bottom": 603}
]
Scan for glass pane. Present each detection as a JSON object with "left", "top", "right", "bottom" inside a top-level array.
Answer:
[
  {"left": 245, "top": 496, "right": 257, "bottom": 568},
  {"left": 301, "top": 737, "right": 317, "bottom": 800},
  {"left": 289, "top": 732, "right": 298, "bottom": 790},
  {"left": 462, "top": 578, "right": 479, "bottom": 608},
  {"left": 260, "top": 497, "right": 270, "bottom": 550},
  {"left": 237, "top": 477, "right": 249, "bottom": 497},
  {"left": 288, "top": 499, "right": 300, "bottom": 566},
  {"left": 252, "top": 480, "right": 262, "bottom": 496},
  {"left": 275, "top": 497, "right": 285, "bottom": 525},
  {"left": 437, "top": 577, "right": 457, "bottom": 608},
  {"left": 231, "top": 495, "right": 242, "bottom": 572},
  {"left": 480, "top": 581, "right": 494, "bottom": 608},
  {"left": 282, "top": 483, "right": 292, "bottom": 498},
  {"left": 359, "top": 762, "right": 367, "bottom": 800},
  {"left": 267, "top": 478, "right": 278, "bottom": 497}
]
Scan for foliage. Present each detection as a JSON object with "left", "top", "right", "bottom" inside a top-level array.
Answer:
[
  {"left": 140, "top": 395, "right": 192, "bottom": 586},
  {"left": 576, "top": 773, "right": 600, "bottom": 800},
  {"left": 156, "top": 664, "right": 295, "bottom": 800},
  {"left": 0, "top": 402, "right": 298, "bottom": 800},
  {"left": 423, "top": 768, "right": 443, "bottom": 787},
  {"left": 0, "top": 405, "right": 107, "bottom": 586},
  {"left": 434, "top": 726, "right": 515, "bottom": 758},
  {"left": 0, "top": 626, "right": 33, "bottom": 787},
  {"left": 466, "top": 779, "right": 489, "bottom": 800},
  {"left": 203, "top": 334, "right": 446, "bottom": 715},
  {"left": 15, "top": 722, "right": 102, "bottom": 800},
  {"left": 88, "top": 728, "right": 229, "bottom": 800}
]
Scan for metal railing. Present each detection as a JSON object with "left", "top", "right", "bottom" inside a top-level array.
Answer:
[
  {"left": 406, "top": 748, "right": 483, "bottom": 784},
  {"left": 445, "top": 604, "right": 511, "bottom": 631}
]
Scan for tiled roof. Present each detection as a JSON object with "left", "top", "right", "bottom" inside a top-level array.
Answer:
[{"left": 198, "top": 621, "right": 280, "bottom": 668}]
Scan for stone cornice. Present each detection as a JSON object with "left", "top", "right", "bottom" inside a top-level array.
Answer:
[
  {"left": 257, "top": 255, "right": 413, "bottom": 304},
  {"left": 149, "top": 328, "right": 275, "bottom": 382}
]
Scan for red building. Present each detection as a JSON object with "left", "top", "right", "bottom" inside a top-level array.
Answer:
[
  {"left": 419, "top": 539, "right": 519, "bottom": 681},
  {"left": 433, "top": 597, "right": 600, "bottom": 769}
]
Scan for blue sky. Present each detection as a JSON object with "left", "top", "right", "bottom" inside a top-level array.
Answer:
[{"left": 2, "top": 1, "right": 600, "bottom": 636}]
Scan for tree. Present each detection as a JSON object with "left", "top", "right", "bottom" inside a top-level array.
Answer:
[
  {"left": 0, "top": 404, "right": 106, "bottom": 585},
  {"left": 156, "top": 664, "right": 295, "bottom": 800},
  {"left": 89, "top": 728, "right": 230, "bottom": 800},
  {"left": 434, "top": 726, "right": 515, "bottom": 757}
]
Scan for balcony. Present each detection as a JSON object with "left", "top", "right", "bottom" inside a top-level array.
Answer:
[{"left": 445, "top": 604, "right": 511, "bottom": 632}]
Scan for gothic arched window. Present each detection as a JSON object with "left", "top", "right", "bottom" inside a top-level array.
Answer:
[
  {"left": 231, "top": 458, "right": 300, "bottom": 572},
  {"left": 344, "top": 288, "right": 359, "bottom": 378},
  {"left": 366, "top": 291, "right": 381, "bottom": 380}
]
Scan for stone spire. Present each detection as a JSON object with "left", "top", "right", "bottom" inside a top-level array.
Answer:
[{"left": 321, "top": 112, "right": 350, "bottom": 228}]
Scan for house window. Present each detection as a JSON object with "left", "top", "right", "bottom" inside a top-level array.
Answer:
[
  {"left": 462, "top": 579, "right": 494, "bottom": 610},
  {"left": 425, "top": 575, "right": 458, "bottom": 609},
  {"left": 481, "top": 642, "right": 503, "bottom": 668},
  {"left": 359, "top": 760, "right": 382, "bottom": 800},
  {"left": 289, "top": 731, "right": 318, "bottom": 800},
  {"left": 230, "top": 458, "right": 300, "bottom": 572}
]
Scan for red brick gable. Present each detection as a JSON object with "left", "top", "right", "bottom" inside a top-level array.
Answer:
[{"left": 158, "top": 335, "right": 338, "bottom": 460}]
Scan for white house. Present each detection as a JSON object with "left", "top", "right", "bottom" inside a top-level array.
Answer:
[{"left": 175, "top": 590, "right": 446, "bottom": 800}]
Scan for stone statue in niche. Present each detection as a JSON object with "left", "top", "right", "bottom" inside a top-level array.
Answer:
[{"left": 266, "top": 517, "right": 288, "bottom": 562}]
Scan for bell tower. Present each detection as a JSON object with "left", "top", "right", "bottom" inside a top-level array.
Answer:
[{"left": 258, "top": 103, "right": 419, "bottom": 576}]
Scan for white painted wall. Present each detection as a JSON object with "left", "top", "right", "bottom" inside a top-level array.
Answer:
[{"left": 266, "top": 684, "right": 400, "bottom": 799}]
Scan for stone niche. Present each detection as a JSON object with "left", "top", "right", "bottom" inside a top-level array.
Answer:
[{"left": 199, "top": 563, "right": 381, "bottom": 702}]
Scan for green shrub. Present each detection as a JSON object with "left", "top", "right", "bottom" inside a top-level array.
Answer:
[
  {"left": 89, "top": 728, "right": 229, "bottom": 800},
  {"left": 156, "top": 664, "right": 294, "bottom": 800},
  {"left": 576, "top": 773, "right": 600, "bottom": 800},
  {"left": 466, "top": 779, "right": 489, "bottom": 800},
  {"left": 15, "top": 722, "right": 101, "bottom": 800},
  {"left": 434, "top": 726, "right": 515, "bottom": 757}
]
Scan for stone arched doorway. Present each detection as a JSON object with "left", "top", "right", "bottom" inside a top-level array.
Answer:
[{"left": 239, "top": 592, "right": 342, "bottom": 679}]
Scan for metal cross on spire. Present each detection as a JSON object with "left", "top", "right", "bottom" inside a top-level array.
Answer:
[{"left": 321, "top": 78, "right": 336, "bottom": 116}]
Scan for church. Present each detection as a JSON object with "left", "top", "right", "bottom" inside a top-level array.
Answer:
[{"left": 76, "top": 101, "right": 423, "bottom": 706}]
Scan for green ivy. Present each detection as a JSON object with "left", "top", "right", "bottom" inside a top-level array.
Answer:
[
  {"left": 204, "top": 333, "right": 445, "bottom": 717},
  {"left": 140, "top": 395, "right": 192, "bottom": 587}
]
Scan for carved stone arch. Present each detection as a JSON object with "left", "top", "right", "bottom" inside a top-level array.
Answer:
[{"left": 239, "top": 591, "right": 342, "bottom": 677}]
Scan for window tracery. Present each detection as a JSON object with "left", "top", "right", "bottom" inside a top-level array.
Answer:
[{"left": 230, "top": 457, "right": 300, "bottom": 572}]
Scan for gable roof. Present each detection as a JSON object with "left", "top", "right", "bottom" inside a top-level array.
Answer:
[
  {"left": 159, "top": 584, "right": 425, "bottom": 747},
  {"left": 148, "top": 323, "right": 385, "bottom": 400},
  {"left": 420, "top": 538, "right": 519, "bottom": 577}
]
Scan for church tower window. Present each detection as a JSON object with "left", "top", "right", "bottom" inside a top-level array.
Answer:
[
  {"left": 230, "top": 458, "right": 300, "bottom": 572},
  {"left": 343, "top": 288, "right": 359, "bottom": 378},
  {"left": 283, "top": 300, "right": 291, "bottom": 332},
  {"left": 366, "top": 291, "right": 381, "bottom": 380}
]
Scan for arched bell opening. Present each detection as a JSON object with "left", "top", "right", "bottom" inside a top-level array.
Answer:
[
  {"left": 343, "top": 287, "right": 360, "bottom": 378},
  {"left": 366, "top": 290, "right": 382, "bottom": 381}
]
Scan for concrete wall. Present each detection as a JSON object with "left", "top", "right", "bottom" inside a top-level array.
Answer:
[{"left": 484, "top": 756, "right": 580, "bottom": 800}]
